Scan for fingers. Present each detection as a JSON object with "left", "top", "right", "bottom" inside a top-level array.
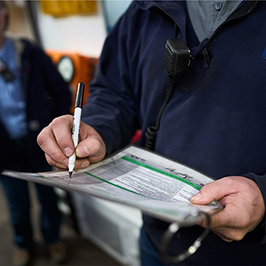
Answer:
[
  {"left": 196, "top": 199, "right": 251, "bottom": 241},
  {"left": 37, "top": 115, "right": 107, "bottom": 170},
  {"left": 44, "top": 153, "right": 68, "bottom": 170},
  {"left": 190, "top": 178, "right": 234, "bottom": 205},
  {"left": 190, "top": 176, "right": 265, "bottom": 242},
  {"left": 37, "top": 115, "right": 74, "bottom": 169},
  {"left": 212, "top": 231, "right": 234, "bottom": 242},
  {"left": 208, "top": 205, "right": 249, "bottom": 241},
  {"left": 75, "top": 123, "right": 106, "bottom": 163}
]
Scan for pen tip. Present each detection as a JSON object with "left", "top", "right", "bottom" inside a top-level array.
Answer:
[{"left": 69, "top": 172, "right": 73, "bottom": 178}]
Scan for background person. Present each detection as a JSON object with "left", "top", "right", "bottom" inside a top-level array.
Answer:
[{"left": 0, "top": 2, "right": 71, "bottom": 265}]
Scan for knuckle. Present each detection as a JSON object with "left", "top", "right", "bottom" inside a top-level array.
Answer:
[
  {"left": 89, "top": 136, "right": 102, "bottom": 153},
  {"left": 50, "top": 115, "right": 72, "bottom": 129},
  {"left": 54, "top": 162, "right": 67, "bottom": 170},
  {"left": 50, "top": 149, "right": 64, "bottom": 160},
  {"left": 47, "top": 147, "right": 64, "bottom": 161},
  {"left": 37, "top": 129, "right": 48, "bottom": 147},
  {"left": 51, "top": 116, "right": 66, "bottom": 127},
  {"left": 51, "top": 115, "right": 73, "bottom": 125},
  {"left": 45, "top": 154, "right": 66, "bottom": 169},
  {"left": 229, "top": 231, "right": 245, "bottom": 241},
  {"left": 45, "top": 154, "right": 55, "bottom": 166}
]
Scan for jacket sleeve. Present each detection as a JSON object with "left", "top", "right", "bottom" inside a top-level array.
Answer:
[{"left": 82, "top": 6, "right": 140, "bottom": 156}]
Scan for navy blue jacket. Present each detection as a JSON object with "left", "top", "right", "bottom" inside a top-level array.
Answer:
[
  {"left": 0, "top": 38, "right": 71, "bottom": 172},
  {"left": 82, "top": 1, "right": 266, "bottom": 264}
]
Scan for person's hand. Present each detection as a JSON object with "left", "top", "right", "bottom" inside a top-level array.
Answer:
[
  {"left": 190, "top": 176, "right": 265, "bottom": 242},
  {"left": 37, "top": 115, "right": 106, "bottom": 170}
]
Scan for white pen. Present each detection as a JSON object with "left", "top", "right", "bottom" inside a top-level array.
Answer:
[{"left": 68, "top": 82, "right": 85, "bottom": 178}]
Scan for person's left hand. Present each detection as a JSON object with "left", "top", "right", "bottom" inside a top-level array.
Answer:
[{"left": 190, "top": 176, "right": 265, "bottom": 242}]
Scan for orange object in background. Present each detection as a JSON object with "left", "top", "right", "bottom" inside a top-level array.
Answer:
[
  {"left": 46, "top": 50, "right": 142, "bottom": 143},
  {"left": 46, "top": 50, "right": 98, "bottom": 114},
  {"left": 40, "top": 0, "right": 97, "bottom": 17}
]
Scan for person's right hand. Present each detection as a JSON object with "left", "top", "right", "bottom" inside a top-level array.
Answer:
[{"left": 37, "top": 115, "right": 106, "bottom": 170}]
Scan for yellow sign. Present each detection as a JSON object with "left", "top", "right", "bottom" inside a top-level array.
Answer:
[{"left": 39, "top": 1, "right": 97, "bottom": 17}]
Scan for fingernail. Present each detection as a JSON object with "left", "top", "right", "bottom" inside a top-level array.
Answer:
[
  {"left": 76, "top": 145, "right": 89, "bottom": 157},
  {"left": 191, "top": 193, "right": 201, "bottom": 202},
  {"left": 64, "top": 147, "right": 73, "bottom": 157},
  {"left": 81, "top": 161, "right": 90, "bottom": 168}
]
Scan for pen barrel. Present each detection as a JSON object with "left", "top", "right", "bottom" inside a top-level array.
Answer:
[
  {"left": 68, "top": 153, "right": 76, "bottom": 172},
  {"left": 69, "top": 82, "right": 84, "bottom": 175},
  {"left": 72, "top": 107, "right": 82, "bottom": 147}
]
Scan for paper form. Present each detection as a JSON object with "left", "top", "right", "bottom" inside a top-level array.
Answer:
[{"left": 3, "top": 145, "right": 222, "bottom": 226}]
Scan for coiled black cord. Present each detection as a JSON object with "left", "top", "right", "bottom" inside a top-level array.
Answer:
[
  {"left": 144, "top": 35, "right": 191, "bottom": 150},
  {"left": 145, "top": 77, "right": 175, "bottom": 150}
]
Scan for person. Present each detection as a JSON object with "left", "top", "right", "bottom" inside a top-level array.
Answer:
[
  {"left": 0, "top": 2, "right": 72, "bottom": 266},
  {"left": 37, "top": 0, "right": 266, "bottom": 265}
]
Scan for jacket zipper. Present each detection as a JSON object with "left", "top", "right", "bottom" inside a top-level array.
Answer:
[{"left": 202, "top": 1, "right": 259, "bottom": 67}]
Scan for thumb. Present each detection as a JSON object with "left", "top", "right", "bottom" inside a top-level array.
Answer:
[
  {"left": 190, "top": 181, "right": 223, "bottom": 205},
  {"left": 76, "top": 134, "right": 106, "bottom": 163}
]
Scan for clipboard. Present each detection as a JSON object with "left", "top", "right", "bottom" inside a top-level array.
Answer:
[{"left": 3, "top": 145, "right": 222, "bottom": 263}]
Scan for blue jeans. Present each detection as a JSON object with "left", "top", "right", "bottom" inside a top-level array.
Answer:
[
  {"left": 140, "top": 226, "right": 167, "bottom": 266},
  {"left": 140, "top": 226, "right": 192, "bottom": 266},
  {"left": 0, "top": 172, "right": 61, "bottom": 250}
]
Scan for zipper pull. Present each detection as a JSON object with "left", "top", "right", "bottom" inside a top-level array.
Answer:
[{"left": 202, "top": 47, "right": 211, "bottom": 67}]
